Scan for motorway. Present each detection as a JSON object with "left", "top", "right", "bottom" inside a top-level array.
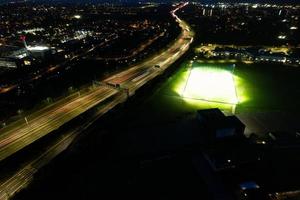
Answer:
[
  {"left": 104, "top": 3, "right": 193, "bottom": 91},
  {"left": 0, "top": 87, "right": 118, "bottom": 161},
  {"left": 0, "top": 92, "right": 127, "bottom": 200},
  {"left": 0, "top": 2, "right": 194, "bottom": 162}
]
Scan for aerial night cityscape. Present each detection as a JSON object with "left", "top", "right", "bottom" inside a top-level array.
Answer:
[{"left": 0, "top": 0, "right": 300, "bottom": 199}]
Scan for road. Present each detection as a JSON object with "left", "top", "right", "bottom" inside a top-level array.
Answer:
[
  {"left": 0, "top": 93, "right": 127, "bottom": 200},
  {"left": 0, "top": 87, "right": 118, "bottom": 161},
  {"left": 0, "top": 2, "right": 194, "bottom": 162},
  {"left": 104, "top": 3, "right": 193, "bottom": 90}
]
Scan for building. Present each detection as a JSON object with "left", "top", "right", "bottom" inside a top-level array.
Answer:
[
  {"left": 0, "top": 45, "right": 32, "bottom": 69},
  {"left": 0, "top": 57, "right": 26, "bottom": 69},
  {"left": 27, "top": 45, "right": 53, "bottom": 59},
  {"left": 197, "top": 108, "right": 245, "bottom": 142},
  {"left": 0, "top": 45, "right": 54, "bottom": 70}
]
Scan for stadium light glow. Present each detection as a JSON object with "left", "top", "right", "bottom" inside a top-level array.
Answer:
[
  {"left": 171, "top": 61, "right": 249, "bottom": 113},
  {"left": 182, "top": 65, "right": 239, "bottom": 104}
]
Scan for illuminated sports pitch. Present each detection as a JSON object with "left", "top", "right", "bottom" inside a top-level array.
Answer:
[{"left": 182, "top": 64, "right": 239, "bottom": 104}]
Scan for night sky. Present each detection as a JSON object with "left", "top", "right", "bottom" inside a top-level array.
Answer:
[{"left": 1, "top": 0, "right": 300, "bottom": 4}]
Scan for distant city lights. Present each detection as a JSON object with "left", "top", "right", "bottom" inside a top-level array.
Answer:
[
  {"left": 252, "top": 4, "right": 258, "bottom": 9},
  {"left": 73, "top": 15, "right": 81, "bottom": 19},
  {"left": 27, "top": 46, "right": 49, "bottom": 51},
  {"left": 24, "top": 60, "right": 31, "bottom": 66},
  {"left": 278, "top": 35, "right": 287, "bottom": 40},
  {"left": 18, "top": 28, "right": 45, "bottom": 34}
]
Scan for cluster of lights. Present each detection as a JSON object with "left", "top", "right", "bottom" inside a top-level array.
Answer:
[
  {"left": 16, "top": 53, "right": 27, "bottom": 59},
  {"left": 18, "top": 28, "right": 45, "bottom": 34},
  {"left": 73, "top": 15, "right": 81, "bottom": 19},
  {"left": 27, "top": 46, "right": 49, "bottom": 51},
  {"left": 61, "top": 30, "right": 92, "bottom": 43},
  {"left": 278, "top": 35, "right": 287, "bottom": 40}
]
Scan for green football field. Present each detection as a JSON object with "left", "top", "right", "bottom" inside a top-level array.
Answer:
[
  {"left": 180, "top": 62, "right": 238, "bottom": 104},
  {"left": 144, "top": 59, "right": 300, "bottom": 117}
]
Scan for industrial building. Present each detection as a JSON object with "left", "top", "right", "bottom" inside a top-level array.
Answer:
[
  {"left": 0, "top": 45, "right": 53, "bottom": 70},
  {"left": 0, "top": 45, "right": 31, "bottom": 69}
]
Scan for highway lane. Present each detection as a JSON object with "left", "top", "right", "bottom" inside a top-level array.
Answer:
[
  {"left": 0, "top": 86, "right": 118, "bottom": 161},
  {"left": 103, "top": 3, "right": 193, "bottom": 84},
  {"left": 0, "top": 93, "right": 128, "bottom": 200},
  {"left": 0, "top": 2, "right": 193, "bottom": 162},
  {"left": 0, "top": 3, "right": 193, "bottom": 199}
]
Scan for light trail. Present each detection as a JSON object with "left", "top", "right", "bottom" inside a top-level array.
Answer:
[{"left": 0, "top": 3, "right": 194, "bottom": 184}]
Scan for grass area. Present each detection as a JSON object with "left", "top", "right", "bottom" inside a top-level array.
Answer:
[
  {"left": 143, "top": 59, "right": 300, "bottom": 118},
  {"left": 182, "top": 62, "right": 238, "bottom": 104}
]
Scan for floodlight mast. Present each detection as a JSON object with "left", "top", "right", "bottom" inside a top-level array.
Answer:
[{"left": 232, "top": 64, "right": 236, "bottom": 74}]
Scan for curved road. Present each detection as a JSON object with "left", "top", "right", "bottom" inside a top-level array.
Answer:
[{"left": 0, "top": 2, "right": 194, "bottom": 162}]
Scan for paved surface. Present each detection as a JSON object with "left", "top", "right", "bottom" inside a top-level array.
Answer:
[{"left": 0, "top": 2, "right": 193, "bottom": 162}]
